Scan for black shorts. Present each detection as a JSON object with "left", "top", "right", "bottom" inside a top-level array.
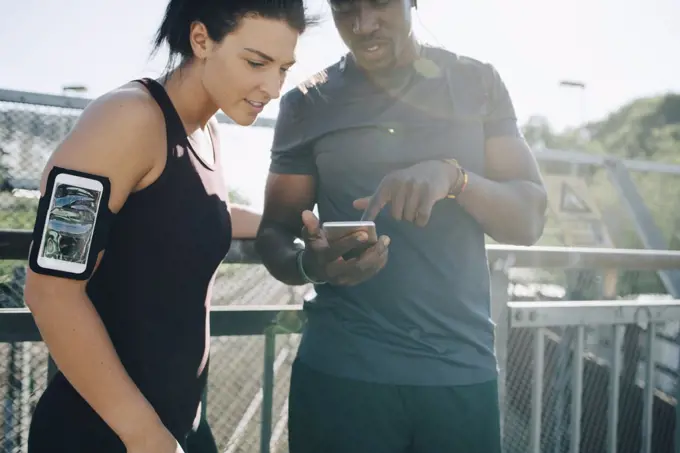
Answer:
[
  {"left": 27, "top": 373, "right": 214, "bottom": 453},
  {"left": 288, "top": 358, "right": 502, "bottom": 453},
  {"left": 186, "top": 388, "right": 219, "bottom": 453},
  {"left": 186, "top": 416, "right": 218, "bottom": 453}
]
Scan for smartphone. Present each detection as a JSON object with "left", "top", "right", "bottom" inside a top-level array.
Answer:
[
  {"left": 322, "top": 221, "right": 378, "bottom": 260},
  {"left": 36, "top": 172, "right": 105, "bottom": 275}
]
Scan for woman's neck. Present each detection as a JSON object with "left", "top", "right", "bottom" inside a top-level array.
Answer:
[{"left": 160, "top": 60, "right": 218, "bottom": 134}]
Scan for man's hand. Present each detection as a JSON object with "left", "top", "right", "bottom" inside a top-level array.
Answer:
[
  {"left": 354, "top": 160, "right": 458, "bottom": 227},
  {"left": 300, "top": 210, "right": 390, "bottom": 286}
]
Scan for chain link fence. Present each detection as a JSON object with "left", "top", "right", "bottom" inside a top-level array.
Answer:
[
  {"left": 0, "top": 89, "right": 678, "bottom": 453},
  {"left": 0, "top": 96, "right": 69, "bottom": 452}
]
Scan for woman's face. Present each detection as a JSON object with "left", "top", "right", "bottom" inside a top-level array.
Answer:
[{"left": 193, "top": 15, "right": 299, "bottom": 126}]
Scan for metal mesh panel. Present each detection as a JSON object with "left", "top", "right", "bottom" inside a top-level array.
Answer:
[
  {"left": 0, "top": 262, "right": 309, "bottom": 452},
  {"left": 0, "top": 95, "right": 72, "bottom": 452},
  {"left": 198, "top": 265, "right": 308, "bottom": 453},
  {"left": 503, "top": 273, "right": 573, "bottom": 453},
  {"left": 0, "top": 100, "right": 79, "bottom": 309},
  {"left": 502, "top": 268, "right": 678, "bottom": 453},
  {"left": 0, "top": 101, "right": 77, "bottom": 195},
  {"left": 0, "top": 342, "right": 49, "bottom": 453},
  {"left": 206, "top": 334, "right": 300, "bottom": 453}
]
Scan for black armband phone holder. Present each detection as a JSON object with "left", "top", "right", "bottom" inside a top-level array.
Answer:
[{"left": 28, "top": 166, "right": 114, "bottom": 281}]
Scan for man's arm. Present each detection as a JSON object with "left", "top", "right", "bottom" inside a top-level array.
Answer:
[
  {"left": 255, "top": 173, "right": 316, "bottom": 285},
  {"left": 454, "top": 64, "right": 547, "bottom": 246},
  {"left": 255, "top": 90, "right": 317, "bottom": 285},
  {"left": 256, "top": 90, "right": 386, "bottom": 286}
]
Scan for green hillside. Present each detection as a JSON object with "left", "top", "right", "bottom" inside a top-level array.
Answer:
[{"left": 523, "top": 93, "right": 680, "bottom": 295}]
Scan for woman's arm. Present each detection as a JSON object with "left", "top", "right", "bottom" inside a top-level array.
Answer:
[
  {"left": 24, "top": 88, "right": 182, "bottom": 452},
  {"left": 230, "top": 203, "right": 262, "bottom": 239},
  {"left": 209, "top": 114, "right": 261, "bottom": 240}
]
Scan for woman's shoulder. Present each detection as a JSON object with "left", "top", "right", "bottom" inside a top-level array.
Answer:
[
  {"left": 79, "top": 81, "right": 166, "bottom": 134},
  {"left": 48, "top": 82, "right": 169, "bottom": 194},
  {"left": 64, "top": 81, "right": 169, "bottom": 162}
]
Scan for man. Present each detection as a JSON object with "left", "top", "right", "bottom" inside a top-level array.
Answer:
[{"left": 255, "top": 0, "right": 547, "bottom": 452}]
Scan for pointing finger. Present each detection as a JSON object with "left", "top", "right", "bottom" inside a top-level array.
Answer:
[
  {"left": 353, "top": 197, "right": 370, "bottom": 211},
  {"left": 361, "top": 185, "right": 392, "bottom": 221}
]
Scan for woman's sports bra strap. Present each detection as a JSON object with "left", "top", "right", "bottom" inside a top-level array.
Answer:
[{"left": 135, "top": 78, "right": 189, "bottom": 150}]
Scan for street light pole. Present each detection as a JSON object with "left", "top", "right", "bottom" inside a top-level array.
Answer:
[
  {"left": 559, "top": 79, "right": 587, "bottom": 132},
  {"left": 61, "top": 85, "right": 88, "bottom": 96}
]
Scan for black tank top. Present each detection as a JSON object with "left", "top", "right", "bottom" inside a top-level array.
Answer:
[{"left": 38, "top": 78, "right": 232, "bottom": 443}]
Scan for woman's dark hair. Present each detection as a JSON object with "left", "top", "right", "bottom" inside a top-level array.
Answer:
[{"left": 152, "top": 0, "right": 318, "bottom": 69}]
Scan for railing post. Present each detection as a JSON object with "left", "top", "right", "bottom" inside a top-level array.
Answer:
[
  {"left": 553, "top": 326, "right": 571, "bottom": 453},
  {"left": 554, "top": 270, "right": 595, "bottom": 453},
  {"left": 607, "top": 325, "right": 624, "bottom": 453},
  {"left": 531, "top": 328, "right": 546, "bottom": 453},
  {"left": 622, "top": 323, "right": 642, "bottom": 450},
  {"left": 641, "top": 322, "right": 656, "bottom": 453},
  {"left": 570, "top": 326, "right": 585, "bottom": 453},
  {"left": 47, "top": 355, "right": 57, "bottom": 381},
  {"left": 4, "top": 343, "right": 19, "bottom": 453},
  {"left": 676, "top": 381, "right": 680, "bottom": 453},
  {"left": 200, "top": 383, "right": 209, "bottom": 425},
  {"left": 490, "top": 259, "right": 510, "bottom": 445},
  {"left": 260, "top": 328, "right": 276, "bottom": 453}
]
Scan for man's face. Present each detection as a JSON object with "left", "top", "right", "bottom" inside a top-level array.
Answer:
[{"left": 330, "top": 0, "right": 414, "bottom": 73}]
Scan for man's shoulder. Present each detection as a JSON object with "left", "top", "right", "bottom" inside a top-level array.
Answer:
[
  {"left": 279, "top": 58, "right": 347, "bottom": 115},
  {"left": 424, "top": 46, "right": 495, "bottom": 78},
  {"left": 422, "top": 46, "right": 500, "bottom": 100}
]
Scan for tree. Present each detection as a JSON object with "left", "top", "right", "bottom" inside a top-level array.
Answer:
[
  {"left": 228, "top": 189, "right": 250, "bottom": 206},
  {"left": 524, "top": 92, "right": 680, "bottom": 296}
]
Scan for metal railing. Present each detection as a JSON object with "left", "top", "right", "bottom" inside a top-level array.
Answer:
[
  {"left": 511, "top": 299, "right": 680, "bottom": 453},
  {"left": 0, "top": 87, "right": 277, "bottom": 130},
  {"left": 0, "top": 237, "right": 679, "bottom": 452}
]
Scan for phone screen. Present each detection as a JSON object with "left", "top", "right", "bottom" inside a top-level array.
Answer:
[
  {"left": 36, "top": 174, "right": 103, "bottom": 273},
  {"left": 322, "top": 221, "right": 378, "bottom": 260}
]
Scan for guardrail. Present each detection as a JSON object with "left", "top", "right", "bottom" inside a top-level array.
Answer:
[
  {"left": 0, "top": 88, "right": 277, "bottom": 129},
  {"left": 4, "top": 229, "right": 680, "bottom": 267},
  {"left": 511, "top": 299, "right": 680, "bottom": 453},
  {"left": 1, "top": 236, "right": 680, "bottom": 452}
]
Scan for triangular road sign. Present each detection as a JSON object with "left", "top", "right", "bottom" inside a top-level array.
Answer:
[{"left": 560, "top": 182, "right": 591, "bottom": 214}]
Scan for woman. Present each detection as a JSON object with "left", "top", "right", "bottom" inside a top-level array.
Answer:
[{"left": 23, "top": 1, "right": 314, "bottom": 452}]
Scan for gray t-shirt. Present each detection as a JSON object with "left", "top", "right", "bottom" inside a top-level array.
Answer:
[{"left": 270, "top": 46, "right": 521, "bottom": 386}]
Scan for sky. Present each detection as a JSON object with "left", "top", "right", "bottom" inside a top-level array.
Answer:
[{"left": 1, "top": 0, "right": 679, "bottom": 131}]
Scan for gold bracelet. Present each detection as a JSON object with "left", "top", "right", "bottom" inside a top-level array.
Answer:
[
  {"left": 442, "top": 159, "right": 468, "bottom": 199},
  {"left": 447, "top": 169, "right": 468, "bottom": 199}
]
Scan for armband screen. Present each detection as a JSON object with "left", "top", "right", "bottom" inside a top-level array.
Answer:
[{"left": 28, "top": 166, "right": 114, "bottom": 280}]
